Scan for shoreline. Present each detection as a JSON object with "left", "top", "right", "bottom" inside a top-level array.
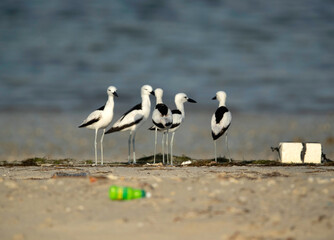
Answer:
[
  {"left": 1, "top": 111, "right": 334, "bottom": 162},
  {"left": 1, "top": 155, "right": 333, "bottom": 167}
]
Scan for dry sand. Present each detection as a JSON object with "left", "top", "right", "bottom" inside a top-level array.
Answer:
[{"left": 1, "top": 164, "right": 334, "bottom": 240}]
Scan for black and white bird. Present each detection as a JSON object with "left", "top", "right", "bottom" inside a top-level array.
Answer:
[
  {"left": 79, "top": 86, "right": 118, "bottom": 165},
  {"left": 169, "top": 93, "right": 196, "bottom": 165},
  {"left": 211, "top": 91, "right": 232, "bottom": 162},
  {"left": 148, "top": 88, "right": 173, "bottom": 164},
  {"left": 105, "top": 85, "right": 155, "bottom": 164}
]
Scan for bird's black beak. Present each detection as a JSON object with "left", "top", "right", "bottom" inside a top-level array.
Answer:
[
  {"left": 113, "top": 92, "right": 118, "bottom": 97},
  {"left": 151, "top": 91, "right": 155, "bottom": 96},
  {"left": 212, "top": 96, "right": 217, "bottom": 100},
  {"left": 187, "top": 98, "right": 197, "bottom": 103}
]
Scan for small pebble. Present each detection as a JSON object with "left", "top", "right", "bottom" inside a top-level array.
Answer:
[
  {"left": 57, "top": 180, "right": 64, "bottom": 186},
  {"left": 137, "top": 222, "right": 144, "bottom": 228},
  {"left": 107, "top": 174, "right": 118, "bottom": 180},
  {"left": 12, "top": 234, "right": 24, "bottom": 240},
  {"left": 271, "top": 213, "right": 281, "bottom": 224},
  {"left": 89, "top": 177, "right": 97, "bottom": 183},
  {"left": 181, "top": 160, "right": 192, "bottom": 166},
  {"left": 267, "top": 180, "right": 276, "bottom": 186},
  {"left": 114, "top": 218, "right": 128, "bottom": 224},
  {"left": 5, "top": 181, "right": 18, "bottom": 189},
  {"left": 229, "top": 178, "right": 239, "bottom": 183},
  {"left": 153, "top": 176, "right": 162, "bottom": 182},
  {"left": 317, "top": 178, "right": 330, "bottom": 184},
  {"left": 292, "top": 187, "right": 307, "bottom": 197},
  {"left": 219, "top": 181, "right": 230, "bottom": 186},
  {"left": 46, "top": 179, "right": 56, "bottom": 185},
  {"left": 41, "top": 164, "right": 53, "bottom": 167},
  {"left": 238, "top": 196, "right": 247, "bottom": 204}
]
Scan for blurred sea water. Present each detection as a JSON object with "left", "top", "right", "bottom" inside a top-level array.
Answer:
[{"left": 1, "top": 0, "right": 334, "bottom": 114}]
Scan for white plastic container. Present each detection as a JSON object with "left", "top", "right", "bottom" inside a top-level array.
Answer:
[{"left": 279, "top": 142, "right": 322, "bottom": 164}]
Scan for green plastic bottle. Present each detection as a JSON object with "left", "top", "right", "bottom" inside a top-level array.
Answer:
[{"left": 109, "top": 186, "right": 151, "bottom": 200}]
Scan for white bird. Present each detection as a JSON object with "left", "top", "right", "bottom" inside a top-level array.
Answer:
[
  {"left": 79, "top": 86, "right": 118, "bottom": 165},
  {"left": 148, "top": 88, "right": 173, "bottom": 164},
  {"left": 169, "top": 93, "right": 196, "bottom": 165},
  {"left": 105, "top": 85, "right": 155, "bottom": 164},
  {"left": 211, "top": 91, "right": 232, "bottom": 162},
  {"left": 150, "top": 93, "right": 197, "bottom": 165}
]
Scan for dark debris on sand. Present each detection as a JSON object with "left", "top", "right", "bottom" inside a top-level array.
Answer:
[{"left": 1, "top": 155, "right": 334, "bottom": 168}]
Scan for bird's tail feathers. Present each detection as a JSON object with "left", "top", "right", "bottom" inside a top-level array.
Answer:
[{"left": 148, "top": 126, "right": 156, "bottom": 131}]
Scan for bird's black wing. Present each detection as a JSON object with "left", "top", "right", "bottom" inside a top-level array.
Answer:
[
  {"left": 78, "top": 117, "right": 101, "bottom": 128},
  {"left": 120, "top": 103, "right": 142, "bottom": 121},
  {"left": 106, "top": 117, "right": 143, "bottom": 134},
  {"left": 96, "top": 105, "right": 105, "bottom": 111},
  {"left": 156, "top": 103, "right": 169, "bottom": 116},
  {"left": 215, "top": 106, "right": 229, "bottom": 124}
]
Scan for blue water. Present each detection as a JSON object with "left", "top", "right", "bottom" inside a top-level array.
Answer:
[{"left": 1, "top": 0, "right": 334, "bottom": 113}]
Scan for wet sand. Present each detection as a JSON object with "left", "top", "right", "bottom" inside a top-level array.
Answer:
[
  {"left": 1, "top": 112, "right": 334, "bottom": 162},
  {"left": 0, "top": 164, "right": 334, "bottom": 240}
]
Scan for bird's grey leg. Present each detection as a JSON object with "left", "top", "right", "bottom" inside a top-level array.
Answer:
[
  {"left": 214, "top": 140, "right": 217, "bottom": 162},
  {"left": 100, "top": 129, "right": 105, "bottom": 165},
  {"left": 162, "top": 132, "right": 165, "bottom": 165},
  {"left": 94, "top": 129, "right": 98, "bottom": 165},
  {"left": 225, "top": 133, "right": 231, "bottom": 162},
  {"left": 166, "top": 130, "right": 169, "bottom": 165},
  {"left": 170, "top": 132, "right": 175, "bottom": 166},
  {"left": 128, "top": 132, "right": 132, "bottom": 164},
  {"left": 154, "top": 127, "right": 157, "bottom": 164},
  {"left": 132, "top": 131, "right": 136, "bottom": 164}
]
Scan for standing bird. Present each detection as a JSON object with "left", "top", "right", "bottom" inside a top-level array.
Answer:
[
  {"left": 79, "top": 86, "right": 118, "bottom": 165},
  {"left": 169, "top": 93, "right": 197, "bottom": 165},
  {"left": 211, "top": 91, "right": 232, "bottom": 162},
  {"left": 149, "top": 88, "right": 173, "bottom": 164},
  {"left": 105, "top": 85, "right": 155, "bottom": 164}
]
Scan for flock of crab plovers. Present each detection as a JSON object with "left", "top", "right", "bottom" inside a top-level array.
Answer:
[{"left": 79, "top": 85, "right": 231, "bottom": 165}]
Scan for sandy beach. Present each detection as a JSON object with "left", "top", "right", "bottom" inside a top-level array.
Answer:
[
  {"left": 1, "top": 1, "right": 334, "bottom": 239},
  {"left": 1, "top": 163, "right": 334, "bottom": 240},
  {"left": 0, "top": 111, "right": 333, "bottom": 239}
]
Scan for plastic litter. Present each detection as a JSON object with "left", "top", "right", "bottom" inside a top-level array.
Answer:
[{"left": 109, "top": 186, "right": 151, "bottom": 200}]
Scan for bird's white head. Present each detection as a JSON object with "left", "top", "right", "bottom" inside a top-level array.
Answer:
[
  {"left": 141, "top": 85, "right": 155, "bottom": 96},
  {"left": 107, "top": 86, "right": 118, "bottom": 97},
  {"left": 212, "top": 91, "right": 227, "bottom": 106},
  {"left": 175, "top": 93, "right": 197, "bottom": 104},
  {"left": 155, "top": 88, "right": 163, "bottom": 98},
  {"left": 154, "top": 88, "right": 163, "bottom": 103}
]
